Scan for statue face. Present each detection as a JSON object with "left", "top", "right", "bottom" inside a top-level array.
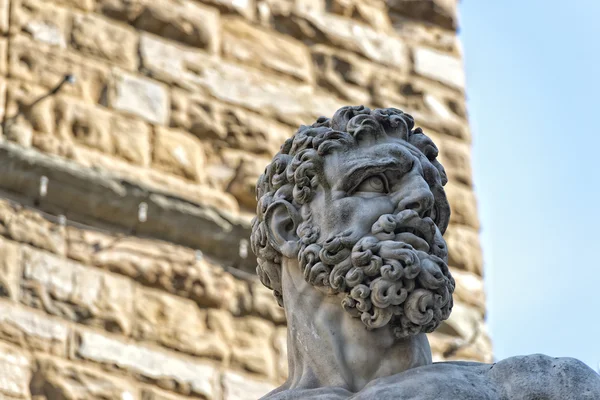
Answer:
[
  {"left": 296, "top": 137, "right": 454, "bottom": 338},
  {"left": 252, "top": 107, "right": 454, "bottom": 338}
]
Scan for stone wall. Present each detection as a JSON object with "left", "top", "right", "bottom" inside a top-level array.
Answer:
[{"left": 0, "top": 0, "right": 491, "bottom": 398}]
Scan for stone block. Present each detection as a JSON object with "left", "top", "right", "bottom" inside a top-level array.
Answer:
[
  {"left": 370, "top": 75, "right": 469, "bottom": 140},
  {"left": 386, "top": 0, "right": 458, "bottom": 31},
  {"left": 0, "top": 0, "right": 8, "bottom": 34},
  {"left": 327, "top": 0, "right": 392, "bottom": 32},
  {"left": 30, "top": 356, "right": 140, "bottom": 400},
  {"left": 445, "top": 224, "right": 483, "bottom": 275},
  {"left": 390, "top": 14, "right": 458, "bottom": 53},
  {"left": 311, "top": 45, "right": 372, "bottom": 104},
  {"left": 153, "top": 127, "right": 205, "bottom": 181},
  {"left": 220, "top": 107, "right": 294, "bottom": 157},
  {"left": 169, "top": 89, "right": 226, "bottom": 140},
  {"left": 6, "top": 206, "right": 66, "bottom": 255},
  {"left": 273, "top": 9, "right": 409, "bottom": 69},
  {"left": 450, "top": 267, "right": 485, "bottom": 314},
  {"left": 0, "top": 341, "right": 31, "bottom": 399},
  {"left": 250, "top": 281, "right": 286, "bottom": 324},
  {"left": 0, "top": 38, "right": 6, "bottom": 76},
  {"left": 226, "top": 154, "right": 270, "bottom": 210},
  {"left": 76, "top": 329, "right": 220, "bottom": 399},
  {"left": 51, "top": 0, "right": 95, "bottom": 11},
  {"left": 139, "top": 34, "right": 342, "bottom": 126},
  {"left": 0, "top": 238, "right": 20, "bottom": 300},
  {"left": 133, "top": 287, "right": 229, "bottom": 361},
  {"left": 11, "top": 0, "right": 69, "bottom": 48},
  {"left": 111, "top": 114, "right": 152, "bottom": 166},
  {"left": 222, "top": 17, "right": 312, "bottom": 82},
  {"left": 445, "top": 182, "right": 479, "bottom": 229},
  {"left": 142, "top": 387, "right": 190, "bottom": 400},
  {"left": 414, "top": 46, "right": 465, "bottom": 90},
  {"left": 71, "top": 13, "right": 138, "bottom": 70},
  {"left": 229, "top": 317, "right": 276, "bottom": 378},
  {"left": 221, "top": 371, "right": 275, "bottom": 400},
  {"left": 211, "top": 0, "right": 257, "bottom": 19},
  {"left": 0, "top": 301, "right": 70, "bottom": 356},
  {"left": 54, "top": 96, "right": 113, "bottom": 153},
  {"left": 107, "top": 69, "right": 169, "bottom": 125},
  {"left": 9, "top": 35, "right": 110, "bottom": 103},
  {"left": 437, "top": 135, "right": 473, "bottom": 185},
  {"left": 134, "top": 0, "right": 220, "bottom": 51},
  {"left": 21, "top": 246, "right": 134, "bottom": 334},
  {"left": 96, "top": 0, "right": 144, "bottom": 22},
  {"left": 441, "top": 301, "right": 482, "bottom": 341}
]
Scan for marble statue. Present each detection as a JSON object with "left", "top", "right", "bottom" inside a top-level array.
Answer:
[{"left": 250, "top": 106, "right": 600, "bottom": 399}]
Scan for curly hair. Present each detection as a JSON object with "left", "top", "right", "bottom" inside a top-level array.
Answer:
[{"left": 250, "top": 106, "right": 451, "bottom": 309}]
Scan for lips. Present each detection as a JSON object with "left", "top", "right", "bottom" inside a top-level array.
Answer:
[{"left": 371, "top": 209, "right": 437, "bottom": 253}]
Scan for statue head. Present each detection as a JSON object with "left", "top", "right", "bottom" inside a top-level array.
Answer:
[{"left": 251, "top": 106, "right": 455, "bottom": 338}]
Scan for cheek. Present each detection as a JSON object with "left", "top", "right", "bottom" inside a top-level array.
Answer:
[{"left": 321, "top": 195, "right": 395, "bottom": 237}]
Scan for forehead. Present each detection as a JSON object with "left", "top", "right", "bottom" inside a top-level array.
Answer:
[{"left": 321, "top": 139, "right": 418, "bottom": 189}]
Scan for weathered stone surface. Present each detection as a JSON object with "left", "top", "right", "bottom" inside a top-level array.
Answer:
[
  {"left": 311, "top": 45, "right": 371, "bottom": 104},
  {"left": 327, "top": 0, "right": 392, "bottom": 32},
  {"left": 386, "top": 0, "right": 458, "bottom": 31},
  {"left": 140, "top": 34, "right": 342, "bottom": 126},
  {"left": 445, "top": 182, "right": 479, "bottom": 229},
  {"left": 5, "top": 205, "right": 66, "bottom": 255},
  {"left": 54, "top": 97, "right": 113, "bottom": 153},
  {"left": 414, "top": 46, "right": 465, "bottom": 90},
  {"left": 0, "top": 238, "right": 21, "bottom": 300},
  {"left": 96, "top": 0, "right": 144, "bottom": 22},
  {"left": 134, "top": 287, "right": 229, "bottom": 360},
  {"left": 390, "top": 14, "right": 458, "bottom": 53},
  {"left": 251, "top": 282, "right": 286, "bottom": 325},
  {"left": 169, "top": 89, "right": 225, "bottom": 140},
  {"left": 226, "top": 154, "right": 269, "bottom": 210},
  {"left": 0, "top": 341, "right": 31, "bottom": 399},
  {"left": 222, "top": 372, "right": 275, "bottom": 400},
  {"left": 0, "top": 301, "right": 70, "bottom": 356},
  {"left": 371, "top": 75, "right": 469, "bottom": 140},
  {"left": 134, "top": 0, "right": 220, "bottom": 51},
  {"left": 0, "top": 0, "right": 9, "bottom": 34},
  {"left": 9, "top": 35, "right": 109, "bottom": 103},
  {"left": 76, "top": 329, "right": 220, "bottom": 398},
  {"left": 107, "top": 70, "right": 169, "bottom": 125},
  {"left": 111, "top": 115, "right": 152, "bottom": 166},
  {"left": 142, "top": 387, "right": 190, "bottom": 400},
  {"left": 222, "top": 17, "right": 312, "bottom": 82},
  {"left": 21, "top": 246, "right": 134, "bottom": 334},
  {"left": 11, "top": 0, "right": 69, "bottom": 48},
  {"left": 221, "top": 108, "right": 294, "bottom": 156},
  {"left": 0, "top": 143, "right": 252, "bottom": 270},
  {"left": 451, "top": 267, "right": 485, "bottom": 315},
  {"left": 272, "top": 9, "right": 409, "bottom": 69},
  {"left": 153, "top": 127, "right": 205, "bottom": 181},
  {"left": 0, "top": 38, "right": 7, "bottom": 76},
  {"left": 30, "top": 356, "right": 141, "bottom": 400},
  {"left": 203, "top": 0, "right": 255, "bottom": 19},
  {"left": 229, "top": 317, "right": 276, "bottom": 378},
  {"left": 71, "top": 13, "right": 138, "bottom": 70},
  {"left": 51, "top": 0, "right": 95, "bottom": 11},
  {"left": 446, "top": 225, "right": 484, "bottom": 275},
  {"left": 436, "top": 135, "right": 473, "bottom": 184}
]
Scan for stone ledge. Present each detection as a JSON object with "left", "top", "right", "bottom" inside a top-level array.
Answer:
[{"left": 0, "top": 142, "right": 256, "bottom": 272}]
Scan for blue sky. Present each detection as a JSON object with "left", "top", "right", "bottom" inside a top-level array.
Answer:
[{"left": 460, "top": 0, "right": 600, "bottom": 369}]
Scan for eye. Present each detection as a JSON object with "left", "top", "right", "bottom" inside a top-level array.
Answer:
[{"left": 355, "top": 175, "right": 389, "bottom": 194}]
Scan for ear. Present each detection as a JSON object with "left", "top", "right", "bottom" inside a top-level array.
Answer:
[{"left": 264, "top": 200, "right": 301, "bottom": 258}]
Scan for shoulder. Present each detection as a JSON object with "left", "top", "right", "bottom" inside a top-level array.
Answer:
[{"left": 488, "top": 354, "right": 600, "bottom": 400}]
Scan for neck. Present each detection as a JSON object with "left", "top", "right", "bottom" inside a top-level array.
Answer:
[{"left": 279, "top": 259, "right": 432, "bottom": 393}]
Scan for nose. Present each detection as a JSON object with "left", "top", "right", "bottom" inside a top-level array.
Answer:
[{"left": 392, "top": 181, "right": 435, "bottom": 218}]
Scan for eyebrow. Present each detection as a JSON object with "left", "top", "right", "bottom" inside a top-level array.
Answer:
[{"left": 337, "top": 158, "right": 408, "bottom": 193}]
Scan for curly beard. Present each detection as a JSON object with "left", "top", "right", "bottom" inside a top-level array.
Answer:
[{"left": 298, "top": 209, "right": 455, "bottom": 339}]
